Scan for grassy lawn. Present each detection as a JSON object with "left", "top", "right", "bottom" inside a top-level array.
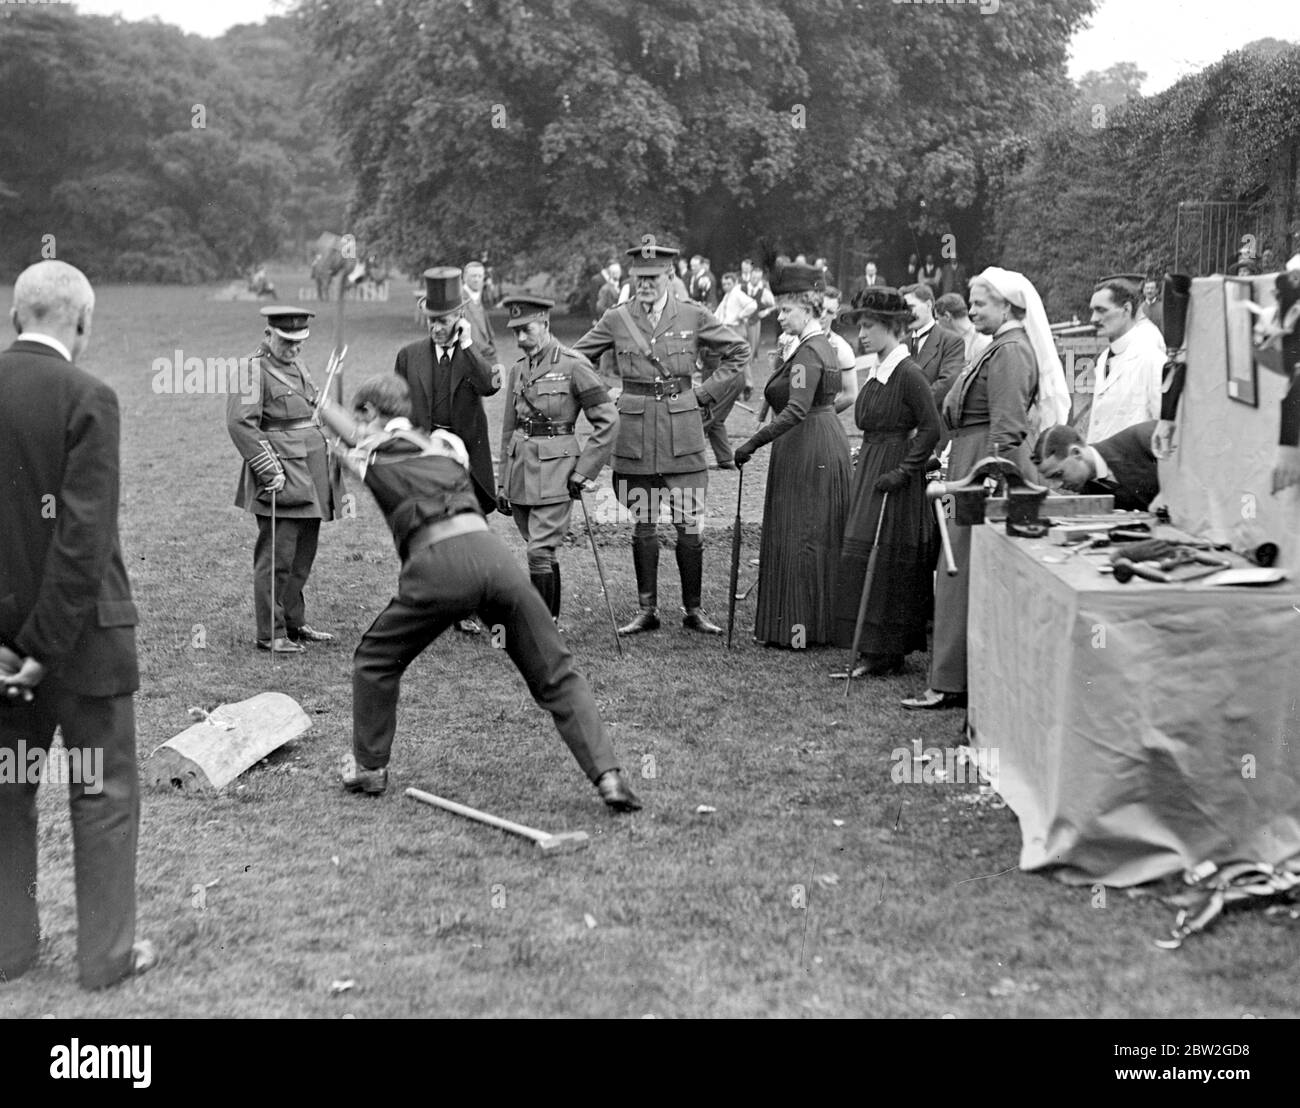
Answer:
[{"left": 1, "top": 271, "right": 1294, "bottom": 1019}]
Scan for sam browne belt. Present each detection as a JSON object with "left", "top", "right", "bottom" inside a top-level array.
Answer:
[
  {"left": 517, "top": 419, "right": 576, "bottom": 437},
  {"left": 621, "top": 376, "right": 694, "bottom": 400},
  {"left": 259, "top": 417, "right": 317, "bottom": 431}
]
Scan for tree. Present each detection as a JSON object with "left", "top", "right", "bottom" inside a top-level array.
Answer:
[{"left": 298, "top": 0, "right": 1096, "bottom": 291}]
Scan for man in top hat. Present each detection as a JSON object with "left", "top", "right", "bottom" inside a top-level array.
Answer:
[
  {"left": 573, "top": 241, "right": 750, "bottom": 635},
  {"left": 496, "top": 295, "right": 618, "bottom": 622},
  {"left": 227, "top": 305, "right": 346, "bottom": 652},
  {"left": 397, "top": 267, "right": 503, "bottom": 633},
  {"left": 1086, "top": 274, "right": 1167, "bottom": 444}
]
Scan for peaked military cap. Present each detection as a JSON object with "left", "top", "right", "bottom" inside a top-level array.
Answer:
[
  {"left": 500, "top": 294, "right": 555, "bottom": 329},
  {"left": 625, "top": 241, "right": 680, "bottom": 276},
  {"left": 1095, "top": 273, "right": 1147, "bottom": 291},
  {"left": 260, "top": 305, "right": 315, "bottom": 341}
]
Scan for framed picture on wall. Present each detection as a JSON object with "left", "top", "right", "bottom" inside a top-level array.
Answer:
[{"left": 1223, "top": 276, "right": 1261, "bottom": 407}]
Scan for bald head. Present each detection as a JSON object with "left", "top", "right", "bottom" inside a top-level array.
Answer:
[{"left": 12, "top": 261, "right": 95, "bottom": 359}]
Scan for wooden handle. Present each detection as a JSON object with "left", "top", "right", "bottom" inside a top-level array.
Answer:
[
  {"left": 405, "top": 787, "right": 546, "bottom": 843},
  {"left": 934, "top": 499, "right": 958, "bottom": 576}
]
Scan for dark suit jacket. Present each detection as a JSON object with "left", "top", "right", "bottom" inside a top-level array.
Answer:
[
  {"left": 911, "top": 324, "right": 966, "bottom": 408},
  {"left": 0, "top": 339, "right": 139, "bottom": 696},
  {"left": 462, "top": 296, "right": 497, "bottom": 362},
  {"left": 1089, "top": 419, "right": 1160, "bottom": 511},
  {"left": 394, "top": 339, "right": 501, "bottom": 512}
]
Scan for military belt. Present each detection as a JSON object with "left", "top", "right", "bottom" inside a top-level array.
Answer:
[
  {"left": 259, "top": 417, "right": 316, "bottom": 431},
  {"left": 621, "top": 377, "right": 694, "bottom": 400},
  {"left": 518, "top": 419, "right": 575, "bottom": 437}
]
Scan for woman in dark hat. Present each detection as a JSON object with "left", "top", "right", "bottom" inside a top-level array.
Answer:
[
  {"left": 831, "top": 288, "right": 941, "bottom": 677},
  {"left": 733, "top": 264, "right": 852, "bottom": 647}
]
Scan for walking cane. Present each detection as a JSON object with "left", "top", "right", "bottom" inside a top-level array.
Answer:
[
  {"left": 578, "top": 491, "right": 622, "bottom": 658},
  {"left": 269, "top": 486, "right": 277, "bottom": 665},
  {"left": 726, "top": 468, "right": 745, "bottom": 649},
  {"left": 844, "top": 490, "right": 890, "bottom": 697}
]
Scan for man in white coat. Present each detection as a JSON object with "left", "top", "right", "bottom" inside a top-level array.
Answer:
[{"left": 1086, "top": 276, "right": 1166, "bottom": 444}]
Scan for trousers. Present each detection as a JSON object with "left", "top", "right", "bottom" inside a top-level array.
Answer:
[
  {"left": 253, "top": 514, "right": 321, "bottom": 640},
  {"left": 0, "top": 689, "right": 138, "bottom": 989},
  {"left": 352, "top": 530, "right": 619, "bottom": 782}
]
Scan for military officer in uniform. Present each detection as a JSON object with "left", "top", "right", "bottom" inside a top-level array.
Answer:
[
  {"left": 227, "top": 306, "right": 346, "bottom": 652},
  {"left": 573, "top": 242, "right": 750, "bottom": 635},
  {"left": 396, "top": 267, "right": 503, "bottom": 634},
  {"left": 496, "top": 295, "right": 618, "bottom": 623}
]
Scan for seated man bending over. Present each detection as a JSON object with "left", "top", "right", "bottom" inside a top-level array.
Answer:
[{"left": 318, "top": 374, "right": 640, "bottom": 811}]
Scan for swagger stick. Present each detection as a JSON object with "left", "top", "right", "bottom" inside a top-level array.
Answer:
[
  {"left": 726, "top": 468, "right": 745, "bottom": 649},
  {"left": 578, "top": 491, "right": 622, "bottom": 658},
  {"left": 269, "top": 487, "right": 277, "bottom": 666},
  {"left": 844, "top": 491, "right": 890, "bottom": 697}
]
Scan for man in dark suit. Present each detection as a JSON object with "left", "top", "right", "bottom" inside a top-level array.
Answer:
[
  {"left": 395, "top": 267, "right": 503, "bottom": 634},
  {"left": 904, "top": 284, "right": 966, "bottom": 409},
  {"left": 0, "top": 260, "right": 156, "bottom": 989},
  {"left": 1034, "top": 420, "right": 1161, "bottom": 512}
]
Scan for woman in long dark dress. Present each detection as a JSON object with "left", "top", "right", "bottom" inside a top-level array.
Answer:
[
  {"left": 832, "top": 288, "right": 941, "bottom": 677},
  {"left": 733, "top": 265, "right": 852, "bottom": 647}
]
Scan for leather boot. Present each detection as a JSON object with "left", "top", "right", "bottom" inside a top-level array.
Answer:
[
  {"left": 619, "top": 534, "right": 660, "bottom": 634},
  {"left": 677, "top": 540, "right": 721, "bottom": 634},
  {"left": 549, "top": 564, "right": 561, "bottom": 621},
  {"left": 530, "top": 571, "right": 554, "bottom": 615}
]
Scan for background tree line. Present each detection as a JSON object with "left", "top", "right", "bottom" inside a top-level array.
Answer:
[
  {"left": 0, "top": 5, "right": 347, "bottom": 282},
  {"left": 3, "top": 1, "right": 1295, "bottom": 321}
]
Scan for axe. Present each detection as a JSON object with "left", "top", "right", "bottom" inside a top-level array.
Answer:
[{"left": 405, "top": 788, "right": 589, "bottom": 854}]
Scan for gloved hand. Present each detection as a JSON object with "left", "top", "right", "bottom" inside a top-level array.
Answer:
[
  {"left": 496, "top": 492, "right": 513, "bottom": 516},
  {"left": 734, "top": 442, "right": 756, "bottom": 467},
  {"left": 874, "top": 468, "right": 907, "bottom": 493},
  {"left": 568, "top": 475, "right": 594, "bottom": 500}
]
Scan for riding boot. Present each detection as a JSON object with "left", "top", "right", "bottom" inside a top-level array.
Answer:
[
  {"left": 677, "top": 539, "right": 723, "bottom": 634},
  {"left": 618, "top": 533, "right": 660, "bottom": 634},
  {"left": 530, "top": 571, "right": 554, "bottom": 615},
  {"left": 549, "top": 564, "right": 561, "bottom": 621}
]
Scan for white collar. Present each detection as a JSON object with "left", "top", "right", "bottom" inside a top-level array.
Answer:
[
  {"left": 1087, "top": 445, "right": 1112, "bottom": 481},
  {"left": 642, "top": 289, "right": 669, "bottom": 317},
  {"left": 19, "top": 332, "right": 72, "bottom": 361},
  {"left": 910, "top": 321, "right": 934, "bottom": 340},
  {"left": 867, "top": 342, "right": 909, "bottom": 384},
  {"left": 1108, "top": 325, "right": 1139, "bottom": 356},
  {"left": 384, "top": 417, "right": 414, "bottom": 432}
]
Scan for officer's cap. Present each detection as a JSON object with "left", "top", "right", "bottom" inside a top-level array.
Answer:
[
  {"left": 499, "top": 294, "right": 554, "bottom": 329},
  {"left": 260, "top": 305, "right": 315, "bottom": 341},
  {"left": 625, "top": 241, "right": 680, "bottom": 276},
  {"left": 1094, "top": 273, "right": 1147, "bottom": 292}
]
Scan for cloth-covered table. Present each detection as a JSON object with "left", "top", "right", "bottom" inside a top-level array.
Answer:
[{"left": 968, "top": 524, "right": 1300, "bottom": 886}]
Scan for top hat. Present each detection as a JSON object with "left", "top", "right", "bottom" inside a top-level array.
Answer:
[
  {"left": 419, "top": 267, "right": 465, "bottom": 315},
  {"left": 500, "top": 294, "right": 555, "bottom": 329},
  {"left": 839, "top": 286, "right": 910, "bottom": 324},
  {"left": 770, "top": 263, "right": 824, "bottom": 297},
  {"left": 624, "top": 242, "right": 680, "bottom": 277},
  {"left": 260, "top": 305, "right": 315, "bottom": 341}
]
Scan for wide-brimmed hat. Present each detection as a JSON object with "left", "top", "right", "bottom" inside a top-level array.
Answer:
[{"left": 839, "top": 287, "right": 910, "bottom": 324}]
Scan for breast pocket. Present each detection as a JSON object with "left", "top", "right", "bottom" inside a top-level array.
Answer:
[
  {"left": 532, "top": 378, "right": 572, "bottom": 419},
  {"left": 267, "top": 437, "right": 315, "bottom": 509},
  {"left": 666, "top": 392, "right": 706, "bottom": 457},
  {"left": 614, "top": 394, "right": 646, "bottom": 460}
]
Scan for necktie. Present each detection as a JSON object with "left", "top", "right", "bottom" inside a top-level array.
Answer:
[
  {"left": 438, "top": 346, "right": 451, "bottom": 370},
  {"left": 1102, "top": 348, "right": 1114, "bottom": 382},
  {"left": 909, "top": 332, "right": 921, "bottom": 357}
]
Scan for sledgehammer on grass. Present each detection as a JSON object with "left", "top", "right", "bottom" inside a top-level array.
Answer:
[{"left": 404, "top": 788, "right": 589, "bottom": 854}]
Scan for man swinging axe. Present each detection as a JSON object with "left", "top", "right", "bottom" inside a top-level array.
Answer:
[{"left": 316, "top": 374, "right": 640, "bottom": 811}]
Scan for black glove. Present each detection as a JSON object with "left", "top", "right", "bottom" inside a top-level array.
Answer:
[
  {"left": 496, "top": 493, "right": 513, "bottom": 516},
  {"left": 734, "top": 443, "right": 756, "bottom": 467},
  {"left": 874, "top": 468, "right": 908, "bottom": 493},
  {"left": 568, "top": 475, "right": 589, "bottom": 500}
]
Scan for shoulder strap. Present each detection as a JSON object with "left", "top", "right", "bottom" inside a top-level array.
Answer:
[{"left": 616, "top": 304, "right": 654, "bottom": 358}]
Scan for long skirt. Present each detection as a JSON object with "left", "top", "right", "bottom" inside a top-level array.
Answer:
[
  {"left": 833, "top": 434, "right": 934, "bottom": 654},
  {"left": 753, "top": 408, "right": 851, "bottom": 646}
]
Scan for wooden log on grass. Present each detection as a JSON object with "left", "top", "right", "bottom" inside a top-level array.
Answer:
[{"left": 144, "top": 692, "right": 312, "bottom": 792}]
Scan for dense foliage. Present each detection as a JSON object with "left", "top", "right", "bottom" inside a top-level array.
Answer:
[{"left": 0, "top": 6, "right": 347, "bottom": 282}]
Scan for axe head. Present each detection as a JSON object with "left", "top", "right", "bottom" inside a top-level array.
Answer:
[{"left": 537, "top": 831, "right": 589, "bottom": 854}]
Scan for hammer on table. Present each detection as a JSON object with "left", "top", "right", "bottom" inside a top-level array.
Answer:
[{"left": 405, "top": 788, "right": 589, "bottom": 854}]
